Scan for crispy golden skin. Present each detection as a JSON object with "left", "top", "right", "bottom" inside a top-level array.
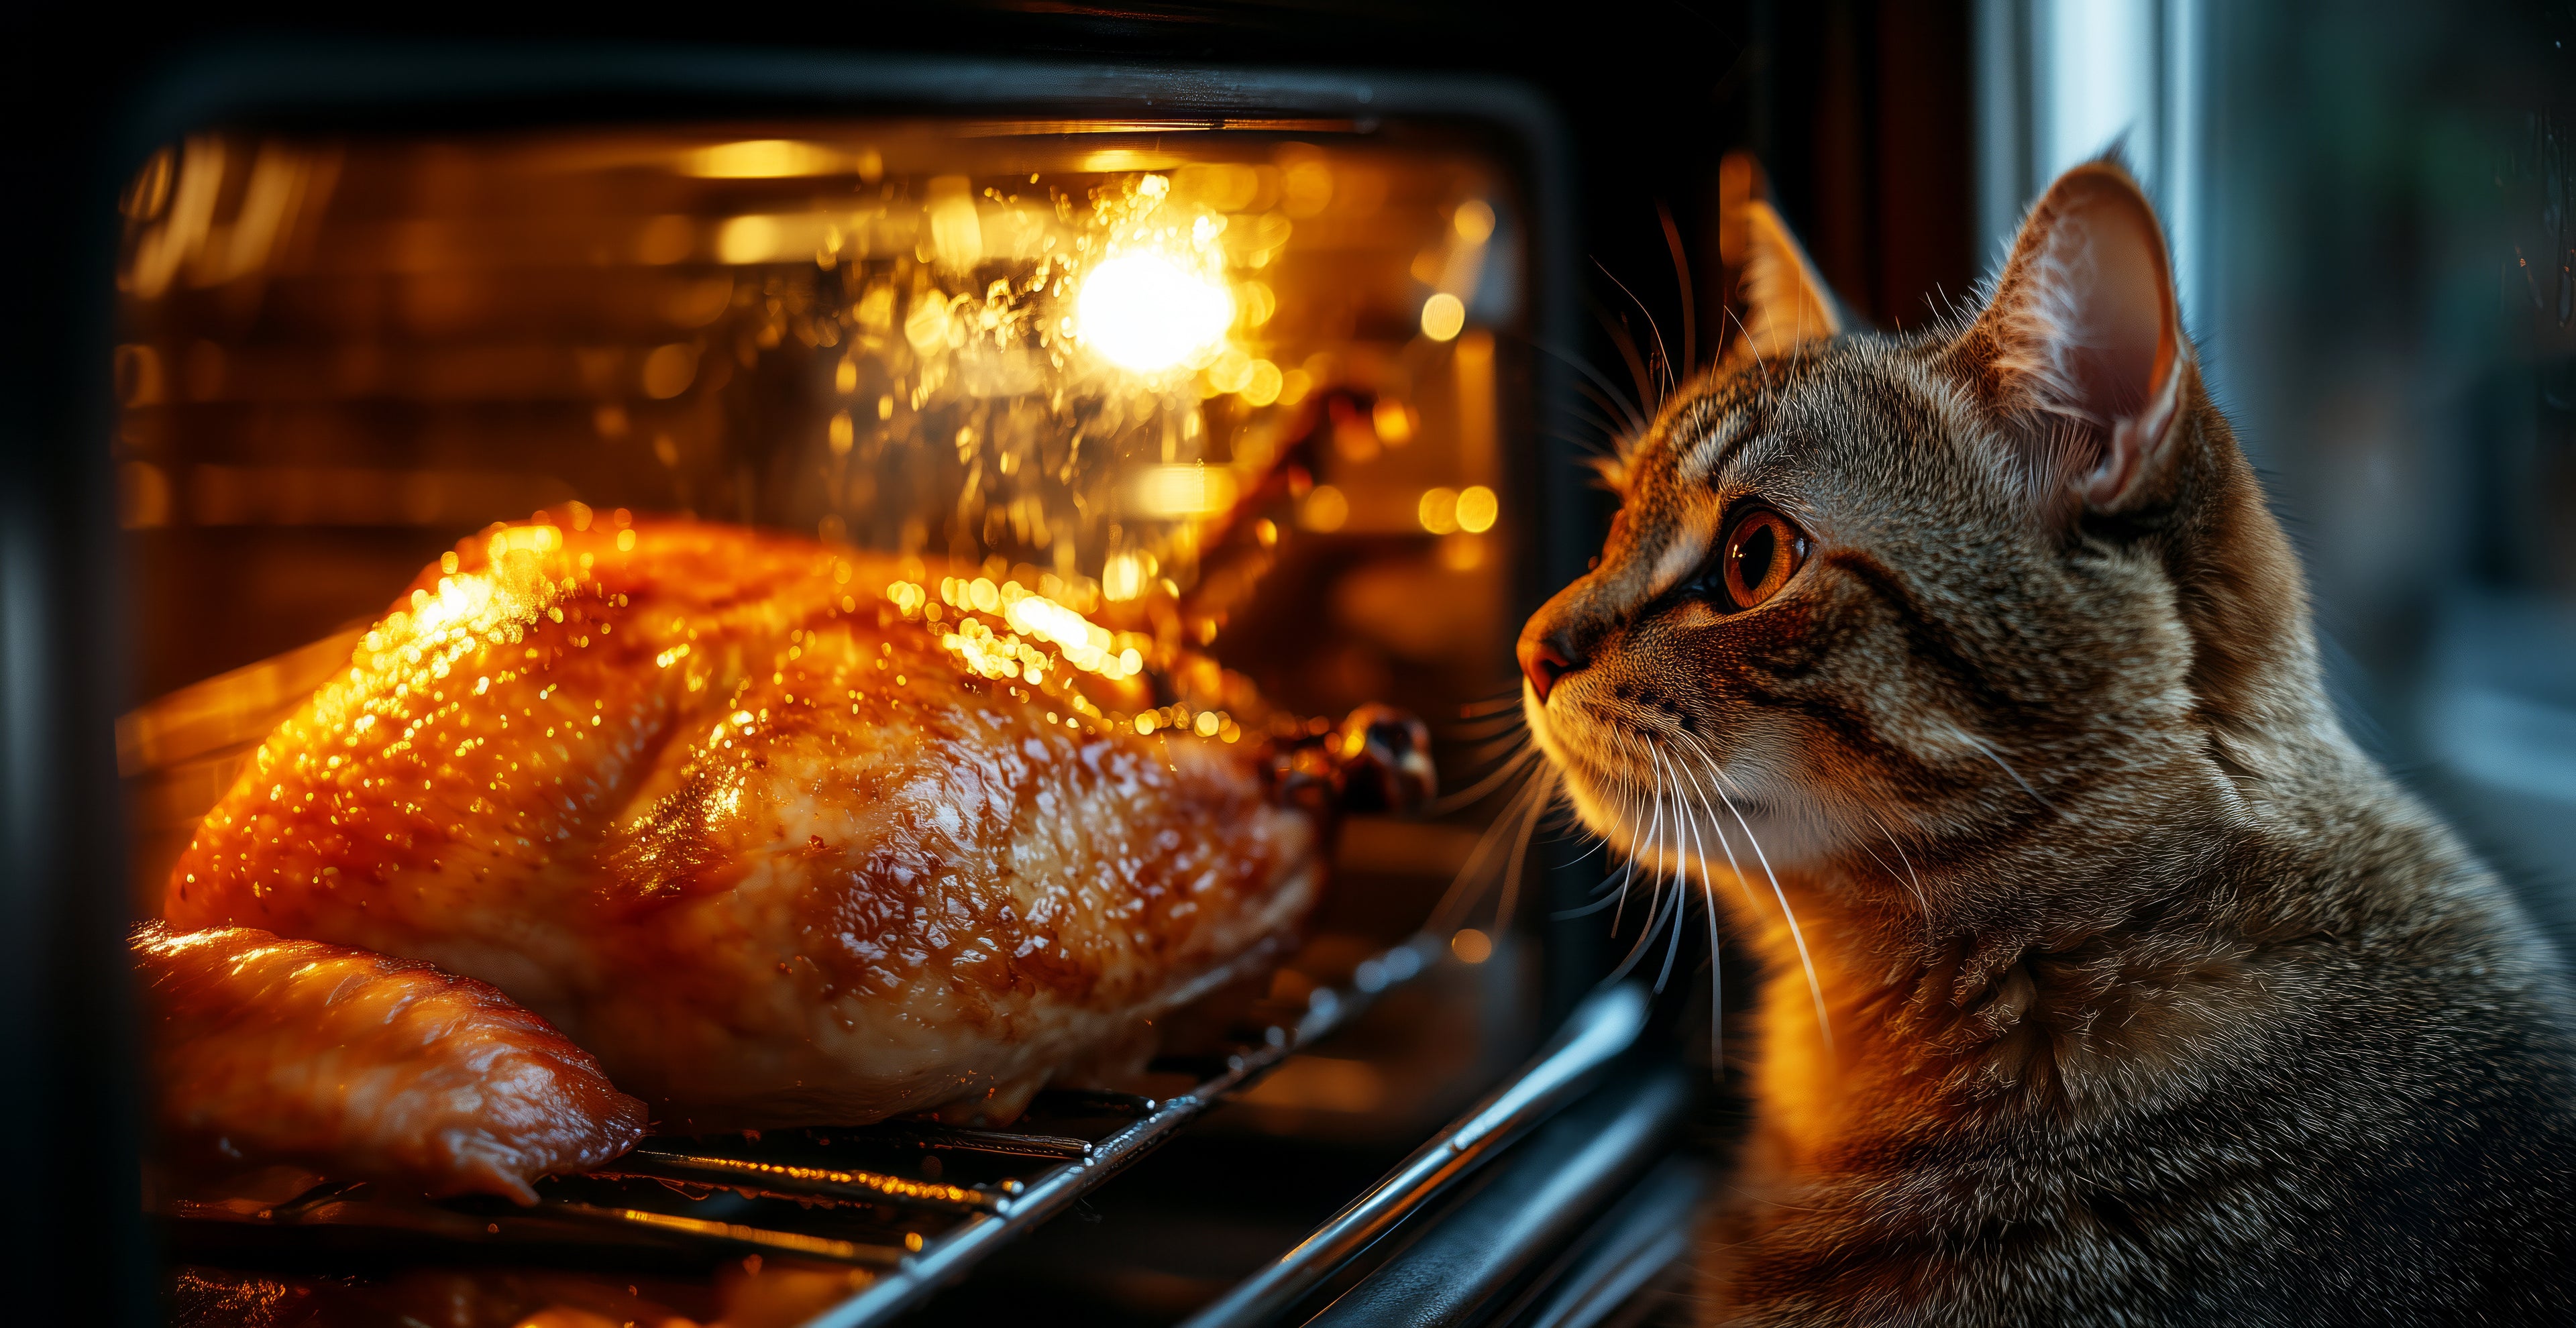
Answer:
[
  {"left": 162, "top": 518, "right": 1318, "bottom": 1130},
  {"left": 136, "top": 922, "right": 645, "bottom": 1203}
]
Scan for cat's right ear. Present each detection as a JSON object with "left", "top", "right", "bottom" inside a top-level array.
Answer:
[{"left": 1950, "top": 161, "right": 2186, "bottom": 516}]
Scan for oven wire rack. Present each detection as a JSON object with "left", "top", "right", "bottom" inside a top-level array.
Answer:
[{"left": 159, "top": 934, "right": 1650, "bottom": 1328}]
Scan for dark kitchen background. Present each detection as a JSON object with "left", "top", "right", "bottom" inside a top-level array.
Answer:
[{"left": 4, "top": 2, "right": 2567, "bottom": 1324}]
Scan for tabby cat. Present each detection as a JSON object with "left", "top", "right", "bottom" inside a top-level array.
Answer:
[{"left": 1517, "top": 160, "right": 2576, "bottom": 1325}]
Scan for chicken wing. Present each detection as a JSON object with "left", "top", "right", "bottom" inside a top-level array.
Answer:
[{"left": 136, "top": 921, "right": 645, "bottom": 1203}]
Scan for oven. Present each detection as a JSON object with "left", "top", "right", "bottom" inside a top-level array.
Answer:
[{"left": 2, "top": 9, "right": 1976, "bottom": 1326}]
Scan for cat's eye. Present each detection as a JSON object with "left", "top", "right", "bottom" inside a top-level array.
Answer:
[{"left": 1716, "top": 508, "right": 1807, "bottom": 611}]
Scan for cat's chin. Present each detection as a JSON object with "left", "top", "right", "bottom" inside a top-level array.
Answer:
[
  {"left": 1534, "top": 718, "right": 1851, "bottom": 877},
  {"left": 1593, "top": 794, "right": 1849, "bottom": 883}
]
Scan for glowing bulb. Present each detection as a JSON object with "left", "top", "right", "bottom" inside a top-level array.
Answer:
[
  {"left": 1453, "top": 199, "right": 1497, "bottom": 243},
  {"left": 1077, "top": 253, "right": 1234, "bottom": 372},
  {"left": 1418, "top": 486, "right": 1461, "bottom": 535},
  {"left": 1301, "top": 484, "right": 1350, "bottom": 533},
  {"left": 1454, "top": 485, "right": 1498, "bottom": 533},
  {"left": 1419, "top": 292, "right": 1466, "bottom": 341}
]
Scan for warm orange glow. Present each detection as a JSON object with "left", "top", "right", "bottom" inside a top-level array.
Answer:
[
  {"left": 641, "top": 345, "right": 698, "bottom": 399},
  {"left": 716, "top": 215, "right": 781, "bottom": 264},
  {"left": 1240, "top": 359, "right": 1285, "bottom": 406},
  {"left": 1301, "top": 485, "right": 1350, "bottom": 533},
  {"left": 1372, "top": 398, "right": 1415, "bottom": 446},
  {"left": 1451, "top": 928, "right": 1493, "bottom": 964},
  {"left": 681, "top": 140, "right": 849, "bottom": 179},
  {"left": 1134, "top": 465, "right": 1240, "bottom": 518}
]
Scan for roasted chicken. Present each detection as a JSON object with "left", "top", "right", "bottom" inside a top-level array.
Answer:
[{"left": 159, "top": 516, "right": 1344, "bottom": 1140}]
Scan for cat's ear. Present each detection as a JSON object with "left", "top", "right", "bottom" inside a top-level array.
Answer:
[
  {"left": 1951, "top": 160, "right": 2185, "bottom": 514},
  {"left": 1722, "top": 198, "right": 1843, "bottom": 370}
]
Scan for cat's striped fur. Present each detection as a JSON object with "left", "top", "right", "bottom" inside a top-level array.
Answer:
[{"left": 1518, "top": 162, "right": 2576, "bottom": 1325}]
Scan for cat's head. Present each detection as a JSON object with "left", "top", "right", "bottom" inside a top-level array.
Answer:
[{"left": 1519, "top": 161, "right": 2324, "bottom": 925}]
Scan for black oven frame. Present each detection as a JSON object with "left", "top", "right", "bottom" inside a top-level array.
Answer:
[{"left": 4, "top": 36, "right": 1690, "bottom": 1327}]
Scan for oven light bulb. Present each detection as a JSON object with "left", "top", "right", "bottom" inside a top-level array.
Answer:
[{"left": 1075, "top": 253, "right": 1234, "bottom": 373}]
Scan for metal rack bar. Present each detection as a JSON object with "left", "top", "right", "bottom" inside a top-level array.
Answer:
[
  {"left": 853, "top": 1120, "right": 1095, "bottom": 1160},
  {"left": 1177, "top": 983, "right": 1652, "bottom": 1328},
  {"left": 1030, "top": 1088, "right": 1160, "bottom": 1117},
  {"left": 541, "top": 1201, "right": 909, "bottom": 1268},
  {"left": 596, "top": 1148, "right": 1001, "bottom": 1213},
  {"left": 802, "top": 936, "right": 1452, "bottom": 1328}
]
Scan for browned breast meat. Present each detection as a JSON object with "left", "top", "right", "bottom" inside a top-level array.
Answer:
[
  {"left": 136, "top": 922, "right": 645, "bottom": 1203},
  {"left": 160, "top": 516, "right": 1322, "bottom": 1131}
]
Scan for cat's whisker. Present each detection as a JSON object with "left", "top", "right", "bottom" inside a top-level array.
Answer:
[
  {"left": 1443, "top": 712, "right": 1529, "bottom": 741},
  {"left": 1493, "top": 762, "right": 1550, "bottom": 932},
  {"left": 1861, "top": 806, "right": 1933, "bottom": 924},
  {"left": 1964, "top": 734, "right": 2059, "bottom": 817},
  {"left": 1580, "top": 749, "right": 1641, "bottom": 889},
  {"left": 1611, "top": 732, "right": 1668, "bottom": 938},
  {"left": 1618, "top": 848, "right": 1688, "bottom": 988},
  {"left": 1546, "top": 428, "right": 1625, "bottom": 479},
  {"left": 1454, "top": 727, "right": 1534, "bottom": 768},
  {"left": 1588, "top": 282, "right": 1665, "bottom": 416},
  {"left": 1669, "top": 730, "right": 1763, "bottom": 912},
  {"left": 1607, "top": 782, "right": 1669, "bottom": 978},
  {"left": 1684, "top": 733, "right": 1835, "bottom": 1059},
  {"left": 1718, "top": 303, "right": 1779, "bottom": 402},
  {"left": 1552, "top": 783, "right": 1612, "bottom": 851},
  {"left": 1594, "top": 258, "right": 1676, "bottom": 404},
  {"left": 1599, "top": 851, "right": 1638, "bottom": 899},
  {"left": 1425, "top": 743, "right": 1544, "bottom": 816},
  {"left": 1424, "top": 761, "right": 1550, "bottom": 934},
  {"left": 1454, "top": 693, "right": 1526, "bottom": 718},
  {"left": 1659, "top": 742, "right": 1731, "bottom": 1031},
  {"left": 1561, "top": 398, "right": 1640, "bottom": 449},
  {"left": 1656, "top": 201, "right": 1698, "bottom": 377},
  {"left": 1604, "top": 876, "right": 1680, "bottom": 986},
  {"left": 1534, "top": 337, "right": 1648, "bottom": 435},
  {"left": 1699, "top": 867, "right": 1726, "bottom": 1068},
  {"left": 1850, "top": 832, "right": 1921, "bottom": 928},
  {"left": 1648, "top": 744, "right": 1690, "bottom": 993},
  {"left": 1553, "top": 814, "right": 1617, "bottom": 869},
  {"left": 1552, "top": 854, "right": 1634, "bottom": 920},
  {"left": 1666, "top": 745, "right": 1730, "bottom": 1068}
]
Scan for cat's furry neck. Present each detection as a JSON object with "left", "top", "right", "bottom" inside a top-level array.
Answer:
[{"left": 1737, "top": 613, "right": 2493, "bottom": 1132}]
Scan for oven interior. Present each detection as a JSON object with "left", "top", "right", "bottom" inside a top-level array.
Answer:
[{"left": 111, "top": 96, "right": 1635, "bottom": 1327}]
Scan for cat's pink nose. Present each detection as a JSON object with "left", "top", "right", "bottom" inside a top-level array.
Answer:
[{"left": 1518, "top": 633, "right": 1582, "bottom": 704}]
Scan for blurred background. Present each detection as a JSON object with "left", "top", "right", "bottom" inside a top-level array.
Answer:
[{"left": 1976, "top": 0, "right": 2576, "bottom": 946}]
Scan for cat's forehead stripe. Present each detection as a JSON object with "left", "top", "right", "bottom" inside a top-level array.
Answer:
[{"left": 1673, "top": 407, "right": 1751, "bottom": 487}]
